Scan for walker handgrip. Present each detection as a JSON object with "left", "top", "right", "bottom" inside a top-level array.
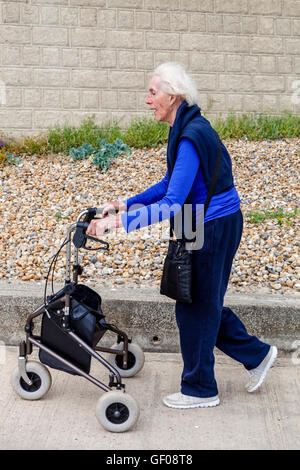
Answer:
[
  {"left": 73, "top": 221, "right": 89, "bottom": 248},
  {"left": 85, "top": 207, "right": 98, "bottom": 222},
  {"left": 73, "top": 208, "right": 97, "bottom": 247}
]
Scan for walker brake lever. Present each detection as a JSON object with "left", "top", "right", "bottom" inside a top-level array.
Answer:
[{"left": 84, "top": 234, "right": 109, "bottom": 251}]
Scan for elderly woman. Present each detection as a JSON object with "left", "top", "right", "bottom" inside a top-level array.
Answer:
[{"left": 88, "top": 62, "right": 277, "bottom": 409}]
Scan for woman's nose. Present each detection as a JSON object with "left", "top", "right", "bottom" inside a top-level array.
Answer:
[{"left": 145, "top": 94, "right": 152, "bottom": 105}]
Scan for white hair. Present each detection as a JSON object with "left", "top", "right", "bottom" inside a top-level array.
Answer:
[{"left": 153, "top": 62, "right": 199, "bottom": 106}]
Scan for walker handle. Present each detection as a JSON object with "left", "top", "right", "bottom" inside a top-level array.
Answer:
[{"left": 72, "top": 208, "right": 109, "bottom": 251}]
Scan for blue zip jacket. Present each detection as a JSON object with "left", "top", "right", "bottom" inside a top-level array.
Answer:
[{"left": 121, "top": 139, "right": 240, "bottom": 233}]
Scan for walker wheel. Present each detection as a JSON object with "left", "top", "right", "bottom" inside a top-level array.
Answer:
[
  {"left": 107, "top": 342, "right": 145, "bottom": 378},
  {"left": 11, "top": 361, "right": 52, "bottom": 400},
  {"left": 96, "top": 391, "right": 139, "bottom": 433}
]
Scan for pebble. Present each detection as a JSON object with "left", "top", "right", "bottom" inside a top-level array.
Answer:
[{"left": 0, "top": 140, "right": 299, "bottom": 296}]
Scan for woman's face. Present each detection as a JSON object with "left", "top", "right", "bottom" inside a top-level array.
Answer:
[{"left": 145, "top": 75, "right": 173, "bottom": 124}]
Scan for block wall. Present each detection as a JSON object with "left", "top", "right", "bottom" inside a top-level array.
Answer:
[{"left": 0, "top": 0, "right": 299, "bottom": 136}]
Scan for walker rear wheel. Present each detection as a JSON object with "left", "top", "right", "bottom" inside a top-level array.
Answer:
[
  {"left": 96, "top": 391, "right": 139, "bottom": 433},
  {"left": 11, "top": 361, "right": 52, "bottom": 400}
]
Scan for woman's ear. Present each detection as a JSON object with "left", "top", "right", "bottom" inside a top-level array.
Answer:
[
  {"left": 170, "top": 95, "right": 184, "bottom": 110},
  {"left": 169, "top": 94, "right": 176, "bottom": 106}
]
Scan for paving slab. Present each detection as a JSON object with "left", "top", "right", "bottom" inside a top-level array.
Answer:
[{"left": 1, "top": 346, "right": 299, "bottom": 450}]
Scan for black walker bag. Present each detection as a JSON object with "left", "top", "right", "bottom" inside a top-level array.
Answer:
[{"left": 39, "top": 284, "right": 107, "bottom": 375}]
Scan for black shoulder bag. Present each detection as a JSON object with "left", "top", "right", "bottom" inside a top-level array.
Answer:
[{"left": 160, "top": 131, "right": 222, "bottom": 304}]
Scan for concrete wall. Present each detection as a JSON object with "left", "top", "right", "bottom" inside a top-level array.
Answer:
[
  {"left": 0, "top": 0, "right": 299, "bottom": 137},
  {"left": 1, "top": 282, "right": 300, "bottom": 353}
]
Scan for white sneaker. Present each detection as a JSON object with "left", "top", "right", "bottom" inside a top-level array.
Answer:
[
  {"left": 163, "top": 392, "right": 220, "bottom": 409},
  {"left": 246, "top": 346, "right": 278, "bottom": 393}
]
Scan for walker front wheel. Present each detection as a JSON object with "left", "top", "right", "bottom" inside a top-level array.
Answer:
[
  {"left": 11, "top": 361, "right": 52, "bottom": 400},
  {"left": 96, "top": 391, "right": 139, "bottom": 433},
  {"left": 107, "top": 342, "right": 145, "bottom": 378}
]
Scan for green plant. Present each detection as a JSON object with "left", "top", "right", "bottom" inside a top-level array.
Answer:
[
  {"left": 0, "top": 149, "right": 6, "bottom": 165},
  {"left": 47, "top": 116, "right": 121, "bottom": 154},
  {"left": 213, "top": 111, "right": 300, "bottom": 140},
  {"left": 0, "top": 148, "right": 22, "bottom": 166},
  {"left": 122, "top": 117, "right": 169, "bottom": 148},
  {"left": 54, "top": 210, "right": 62, "bottom": 220},
  {"left": 54, "top": 210, "right": 73, "bottom": 220},
  {"left": 0, "top": 133, "right": 48, "bottom": 155},
  {"left": 22, "top": 135, "right": 48, "bottom": 155},
  {"left": 69, "top": 143, "right": 96, "bottom": 161},
  {"left": 90, "top": 138, "right": 131, "bottom": 172},
  {"left": 1, "top": 136, "right": 21, "bottom": 154},
  {"left": 69, "top": 138, "right": 131, "bottom": 172},
  {"left": 246, "top": 207, "right": 299, "bottom": 226},
  {"left": 2, "top": 110, "right": 299, "bottom": 161},
  {"left": 203, "top": 97, "right": 214, "bottom": 116}
]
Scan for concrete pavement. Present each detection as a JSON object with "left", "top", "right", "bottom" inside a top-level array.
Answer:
[{"left": 1, "top": 346, "right": 299, "bottom": 450}]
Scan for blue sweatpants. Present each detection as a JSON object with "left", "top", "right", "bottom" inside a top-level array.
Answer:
[{"left": 175, "top": 209, "right": 270, "bottom": 398}]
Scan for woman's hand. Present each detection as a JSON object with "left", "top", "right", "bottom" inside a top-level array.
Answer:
[
  {"left": 87, "top": 214, "right": 123, "bottom": 237},
  {"left": 102, "top": 200, "right": 126, "bottom": 218}
]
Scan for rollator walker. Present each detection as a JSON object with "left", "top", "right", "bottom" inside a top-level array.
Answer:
[{"left": 11, "top": 208, "right": 145, "bottom": 433}]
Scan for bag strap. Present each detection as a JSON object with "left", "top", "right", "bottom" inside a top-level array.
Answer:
[
  {"left": 170, "top": 129, "right": 222, "bottom": 240},
  {"left": 202, "top": 130, "right": 222, "bottom": 218}
]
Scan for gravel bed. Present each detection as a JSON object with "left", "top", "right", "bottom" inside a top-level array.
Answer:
[{"left": 0, "top": 139, "right": 299, "bottom": 296}]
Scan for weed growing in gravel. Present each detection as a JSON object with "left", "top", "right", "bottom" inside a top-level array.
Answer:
[
  {"left": 54, "top": 210, "right": 73, "bottom": 221},
  {"left": 0, "top": 138, "right": 21, "bottom": 166},
  {"left": 214, "top": 111, "right": 300, "bottom": 140},
  {"left": 21, "top": 136, "right": 48, "bottom": 155},
  {"left": 246, "top": 207, "right": 299, "bottom": 226},
  {"left": 69, "top": 138, "right": 131, "bottom": 172},
  {"left": 90, "top": 139, "right": 131, "bottom": 172},
  {"left": 47, "top": 116, "right": 169, "bottom": 151},
  {"left": 44, "top": 111, "right": 300, "bottom": 151},
  {"left": 122, "top": 117, "right": 169, "bottom": 148},
  {"left": 1, "top": 112, "right": 299, "bottom": 167},
  {"left": 0, "top": 150, "right": 21, "bottom": 166},
  {"left": 68, "top": 142, "right": 95, "bottom": 161},
  {"left": 1, "top": 133, "right": 48, "bottom": 156},
  {"left": 47, "top": 116, "right": 121, "bottom": 154}
]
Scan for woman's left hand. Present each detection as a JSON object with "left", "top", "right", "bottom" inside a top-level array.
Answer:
[{"left": 87, "top": 215, "right": 122, "bottom": 237}]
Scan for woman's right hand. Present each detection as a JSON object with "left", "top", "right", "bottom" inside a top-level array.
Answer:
[{"left": 101, "top": 200, "right": 126, "bottom": 218}]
